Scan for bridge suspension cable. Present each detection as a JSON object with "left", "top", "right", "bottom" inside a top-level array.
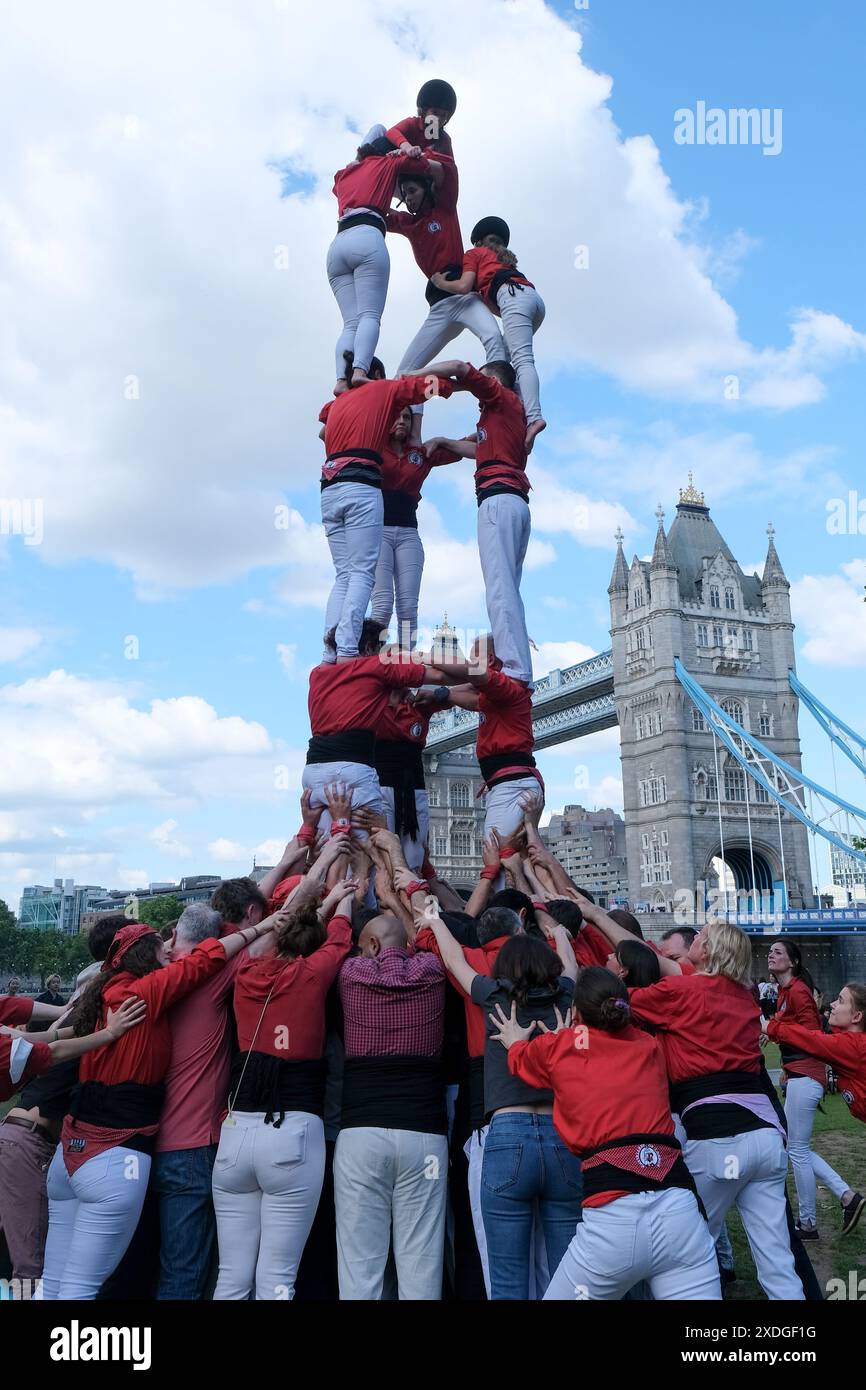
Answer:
[
  {"left": 788, "top": 670, "right": 866, "bottom": 780},
  {"left": 674, "top": 659, "right": 866, "bottom": 869}
]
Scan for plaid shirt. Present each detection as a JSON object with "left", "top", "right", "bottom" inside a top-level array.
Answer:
[{"left": 339, "top": 948, "right": 446, "bottom": 1058}]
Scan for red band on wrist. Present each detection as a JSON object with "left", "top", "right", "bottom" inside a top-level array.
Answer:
[
  {"left": 330, "top": 819, "right": 351, "bottom": 836},
  {"left": 532, "top": 900, "right": 546, "bottom": 913},
  {"left": 499, "top": 847, "right": 517, "bottom": 860},
  {"left": 480, "top": 865, "right": 499, "bottom": 881},
  {"left": 296, "top": 825, "right": 316, "bottom": 845},
  {"left": 404, "top": 880, "right": 428, "bottom": 897}
]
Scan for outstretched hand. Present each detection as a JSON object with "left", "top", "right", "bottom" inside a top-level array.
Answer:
[
  {"left": 488, "top": 1000, "right": 537, "bottom": 1050},
  {"left": 536, "top": 1004, "right": 574, "bottom": 1035},
  {"left": 105, "top": 996, "right": 148, "bottom": 1040}
]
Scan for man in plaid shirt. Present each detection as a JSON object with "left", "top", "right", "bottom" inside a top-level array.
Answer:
[{"left": 335, "top": 911, "right": 448, "bottom": 1299}]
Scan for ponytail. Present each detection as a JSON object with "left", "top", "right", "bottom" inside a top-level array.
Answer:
[{"left": 573, "top": 966, "right": 632, "bottom": 1033}]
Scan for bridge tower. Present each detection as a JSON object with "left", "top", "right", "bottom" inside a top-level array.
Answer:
[{"left": 609, "top": 477, "right": 814, "bottom": 913}]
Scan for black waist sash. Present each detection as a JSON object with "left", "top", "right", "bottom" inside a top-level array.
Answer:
[
  {"left": 19, "top": 1057, "right": 79, "bottom": 1122},
  {"left": 426, "top": 262, "right": 463, "bottom": 307},
  {"left": 478, "top": 750, "right": 536, "bottom": 786},
  {"left": 337, "top": 211, "right": 386, "bottom": 234},
  {"left": 306, "top": 730, "right": 377, "bottom": 767},
  {"left": 341, "top": 1056, "right": 446, "bottom": 1134},
  {"left": 68, "top": 1079, "right": 165, "bottom": 1133},
  {"left": 475, "top": 460, "right": 530, "bottom": 504},
  {"left": 489, "top": 268, "right": 530, "bottom": 300},
  {"left": 382, "top": 490, "right": 420, "bottom": 527},
  {"left": 229, "top": 1052, "right": 326, "bottom": 1128},
  {"left": 321, "top": 448, "right": 383, "bottom": 490},
  {"left": 374, "top": 741, "right": 424, "bottom": 838},
  {"left": 671, "top": 1067, "right": 784, "bottom": 1141},
  {"left": 779, "top": 1042, "right": 818, "bottom": 1068},
  {"left": 580, "top": 1132, "right": 705, "bottom": 1216}
]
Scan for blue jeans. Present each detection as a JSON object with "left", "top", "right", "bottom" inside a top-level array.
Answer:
[
  {"left": 152, "top": 1145, "right": 218, "bottom": 1300},
  {"left": 480, "top": 1113, "right": 583, "bottom": 1300}
]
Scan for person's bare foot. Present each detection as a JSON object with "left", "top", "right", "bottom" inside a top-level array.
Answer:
[
  {"left": 351, "top": 368, "right": 371, "bottom": 387},
  {"left": 334, "top": 377, "right": 349, "bottom": 396},
  {"left": 525, "top": 419, "right": 547, "bottom": 453}
]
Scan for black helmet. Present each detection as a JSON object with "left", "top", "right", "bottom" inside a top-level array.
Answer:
[
  {"left": 417, "top": 79, "right": 457, "bottom": 115},
  {"left": 471, "top": 216, "right": 510, "bottom": 247}
]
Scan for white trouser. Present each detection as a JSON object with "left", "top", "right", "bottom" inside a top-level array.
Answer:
[
  {"left": 211, "top": 1111, "right": 325, "bottom": 1301},
  {"left": 684, "top": 1128, "right": 805, "bottom": 1300},
  {"left": 496, "top": 283, "right": 546, "bottom": 423},
  {"left": 397, "top": 294, "right": 507, "bottom": 415},
  {"left": 326, "top": 223, "right": 390, "bottom": 376},
  {"left": 484, "top": 776, "right": 544, "bottom": 891},
  {"left": 381, "top": 786, "right": 429, "bottom": 875},
  {"left": 334, "top": 1127, "right": 448, "bottom": 1300},
  {"left": 477, "top": 493, "right": 532, "bottom": 683},
  {"left": 41, "top": 1145, "right": 151, "bottom": 1300},
  {"left": 370, "top": 524, "right": 424, "bottom": 649},
  {"left": 302, "top": 761, "right": 385, "bottom": 838},
  {"left": 464, "top": 1127, "right": 550, "bottom": 1298},
  {"left": 321, "top": 480, "right": 384, "bottom": 660},
  {"left": 784, "top": 1074, "right": 849, "bottom": 1225},
  {"left": 544, "top": 1188, "right": 720, "bottom": 1301}
]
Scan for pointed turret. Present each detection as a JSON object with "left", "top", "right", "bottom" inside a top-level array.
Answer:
[
  {"left": 762, "top": 522, "right": 789, "bottom": 589},
  {"left": 608, "top": 527, "right": 629, "bottom": 594},
  {"left": 651, "top": 504, "right": 675, "bottom": 570}
]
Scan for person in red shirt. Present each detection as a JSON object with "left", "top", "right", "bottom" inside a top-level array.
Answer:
[
  {"left": 432, "top": 217, "right": 546, "bottom": 450},
  {"left": 213, "top": 839, "right": 357, "bottom": 1301},
  {"left": 0, "top": 994, "right": 144, "bottom": 1105},
  {"left": 625, "top": 920, "right": 818, "bottom": 1301},
  {"left": 368, "top": 404, "right": 463, "bottom": 651},
  {"left": 430, "top": 633, "right": 541, "bottom": 850},
  {"left": 766, "top": 980, "right": 866, "bottom": 1235},
  {"left": 387, "top": 160, "right": 506, "bottom": 444},
  {"left": 766, "top": 939, "right": 858, "bottom": 1238},
  {"left": 385, "top": 79, "right": 457, "bottom": 159},
  {"left": 374, "top": 687, "right": 443, "bottom": 874},
  {"left": 491, "top": 965, "right": 721, "bottom": 1300},
  {"left": 302, "top": 618, "right": 450, "bottom": 841},
  {"left": 40, "top": 911, "right": 277, "bottom": 1301},
  {"left": 424, "top": 362, "right": 533, "bottom": 684},
  {"left": 327, "top": 132, "right": 445, "bottom": 392},
  {"left": 317, "top": 368, "right": 457, "bottom": 662}
]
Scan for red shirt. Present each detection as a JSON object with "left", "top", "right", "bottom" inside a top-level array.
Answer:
[
  {"left": 232, "top": 912, "right": 352, "bottom": 1059},
  {"left": 508, "top": 1024, "right": 675, "bottom": 1207},
  {"left": 772, "top": 979, "right": 827, "bottom": 1086},
  {"left": 385, "top": 116, "right": 454, "bottom": 158},
  {"left": 377, "top": 697, "right": 432, "bottom": 746},
  {"left": 767, "top": 1021, "right": 866, "bottom": 1124},
  {"left": 380, "top": 440, "right": 460, "bottom": 503},
  {"left": 60, "top": 938, "right": 228, "bottom": 1175},
  {"left": 308, "top": 655, "right": 426, "bottom": 736},
  {"left": 156, "top": 949, "right": 247, "bottom": 1152},
  {"left": 462, "top": 245, "right": 534, "bottom": 307},
  {"left": 332, "top": 152, "right": 430, "bottom": 220},
  {"left": 339, "top": 948, "right": 446, "bottom": 1057},
  {"left": 0, "top": 1032, "right": 52, "bottom": 1103},
  {"left": 573, "top": 922, "right": 613, "bottom": 970},
  {"left": 0, "top": 996, "right": 34, "bottom": 1027},
  {"left": 414, "top": 929, "right": 510, "bottom": 1057},
  {"left": 462, "top": 365, "right": 529, "bottom": 499},
  {"left": 628, "top": 973, "right": 762, "bottom": 1084},
  {"left": 320, "top": 376, "right": 455, "bottom": 483},
  {"left": 385, "top": 156, "right": 462, "bottom": 278},
  {"left": 476, "top": 666, "right": 534, "bottom": 763}
]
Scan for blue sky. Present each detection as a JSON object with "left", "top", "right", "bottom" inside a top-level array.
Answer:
[{"left": 1, "top": 0, "right": 864, "bottom": 911}]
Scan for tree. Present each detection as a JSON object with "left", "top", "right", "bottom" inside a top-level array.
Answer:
[{"left": 133, "top": 894, "right": 182, "bottom": 934}]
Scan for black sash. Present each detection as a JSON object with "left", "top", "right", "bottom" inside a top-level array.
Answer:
[
  {"left": 580, "top": 1132, "right": 706, "bottom": 1217},
  {"left": 229, "top": 1052, "right": 326, "bottom": 1128},
  {"left": 341, "top": 1056, "right": 446, "bottom": 1134},
  {"left": 306, "top": 730, "right": 377, "bottom": 767},
  {"left": 321, "top": 448, "right": 383, "bottom": 491},
  {"left": 337, "top": 211, "right": 386, "bottom": 234},
  {"left": 382, "top": 490, "right": 419, "bottom": 527},
  {"left": 375, "top": 741, "right": 424, "bottom": 839},
  {"left": 478, "top": 750, "right": 536, "bottom": 785},
  {"left": 68, "top": 1079, "right": 165, "bottom": 1131},
  {"left": 425, "top": 263, "right": 463, "bottom": 307},
  {"left": 19, "top": 1057, "right": 79, "bottom": 1122},
  {"left": 671, "top": 1066, "right": 785, "bottom": 1141}
]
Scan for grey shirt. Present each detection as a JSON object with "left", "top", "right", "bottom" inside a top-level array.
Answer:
[{"left": 471, "top": 974, "right": 575, "bottom": 1122}]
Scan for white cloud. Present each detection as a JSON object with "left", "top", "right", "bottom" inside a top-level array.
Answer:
[
  {"left": 207, "top": 838, "right": 250, "bottom": 864},
  {"left": 792, "top": 561, "right": 866, "bottom": 668},
  {"left": 0, "top": 0, "right": 859, "bottom": 599},
  {"left": 533, "top": 641, "right": 597, "bottom": 677},
  {"left": 0, "top": 627, "right": 42, "bottom": 662},
  {"left": 149, "top": 818, "right": 192, "bottom": 859},
  {"left": 276, "top": 642, "right": 299, "bottom": 678}
]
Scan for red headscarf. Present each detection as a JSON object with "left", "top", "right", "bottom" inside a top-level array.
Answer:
[
  {"left": 268, "top": 875, "right": 302, "bottom": 911},
  {"left": 102, "top": 923, "right": 160, "bottom": 972}
]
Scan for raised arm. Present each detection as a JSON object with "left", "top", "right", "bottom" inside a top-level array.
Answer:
[
  {"left": 410, "top": 894, "right": 477, "bottom": 995},
  {"left": 465, "top": 831, "right": 502, "bottom": 918}
]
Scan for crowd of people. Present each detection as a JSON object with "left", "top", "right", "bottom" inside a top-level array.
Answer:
[{"left": 1, "top": 80, "right": 865, "bottom": 1303}]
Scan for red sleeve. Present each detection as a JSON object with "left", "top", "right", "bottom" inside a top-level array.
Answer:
[
  {"left": 393, "top": 375, "right": 455, "bottom": 408},
  {"left": 678, "top": 959, "right": 697, "bottom": 976},
  {"left": 20, "top": 1040, "right": 54, "bottom": 1085},
  {"left": 428, "top": 444, "right": 462, "bottom": 467},
  {"left": 126, "top": 938, "right": 227, "bottom": 1020},
  {"left": 481, "top": 667, "right": 522, "bottom": 703},
  {"left": 767, "top": 1020, "right": 861, "bottom": 1069},
  {"left": 385, "top": 117, "right": 416, "bottom": 146},
  {"left": 378, "top": 658, "right": 427, "bottom": 688},
  {"left": 783, "top": 980, "right": 822, "bottom": 1029},
  {"left": 507, "top": 1032, "right": 558, "bottom": 1089},
  {"left": 413, "top": 926, "right": 442, "bottom": 958},
  {"left": 304, "top": 913, "right": 353, "bottom": 986},
  {"left": 629, "top": 978, "right": 687, "bottom": 1030},
  {"left": 461, "top": 364, "right": 501, "bottom": 405},
  {"left": 0, "top": 997, "right": 34, "bottom": 1027},
  {"left": 385, "top": 210, "right": 413, "bottom": 234},
  {"left": 318, "top": 401, "right": 332, "bottom": 425}
]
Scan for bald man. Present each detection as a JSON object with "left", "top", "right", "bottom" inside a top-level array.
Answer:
[{"left": 334, "top": 912, "right": 448, "bottom": 1300}]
